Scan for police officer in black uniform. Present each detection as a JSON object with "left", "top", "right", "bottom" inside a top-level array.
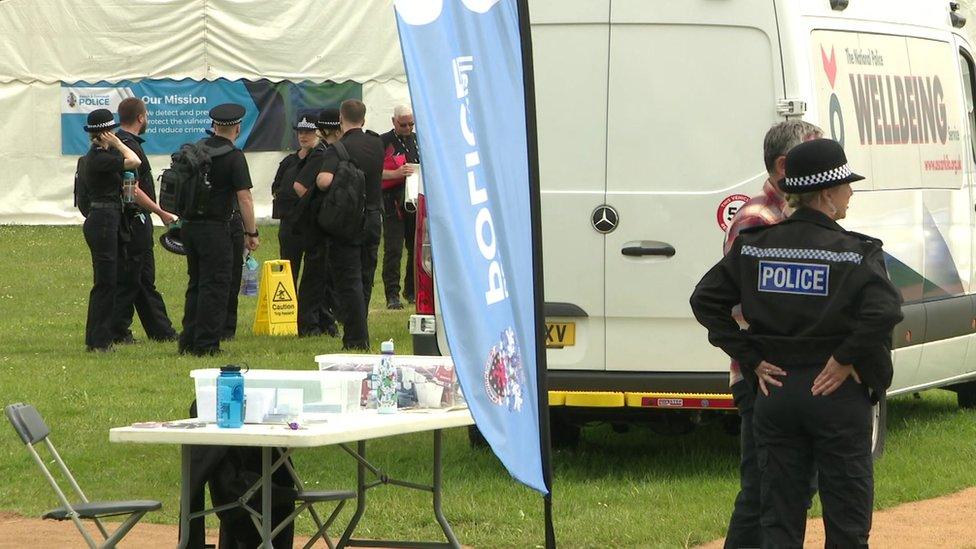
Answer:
[
  {"left": 272, "top": 112, "right": 320, "bottom": 287},
  {"left": 293, "top": 108, "right": 341, "bottom": 337},
  {"left": 80, "top": 109, "right": 142, "bottom": 352},
  {"left": 179, "top": 103, "right": 260, "bottom": 356},
  {"left": 690, "top": 139, "right": 902, "bottom": 548},
  {"left": 112, "top": 97, "right": 179, "bottom": 344},
  {"left": 315, "top": 99, "right": 384, "bottom": 350}
]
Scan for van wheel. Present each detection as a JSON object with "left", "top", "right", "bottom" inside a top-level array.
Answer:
[
  {"left": 871, "top": 396, "right": 887, "bottom": 461},
  {"left": 467, "top": 425, "right": 488, "bottom": 448},
  {"left": 550, "top": 415, "right": 581, "bottom": 449},
  {"left": 955, "top": 382, "right": 976, "bottom": 408}
]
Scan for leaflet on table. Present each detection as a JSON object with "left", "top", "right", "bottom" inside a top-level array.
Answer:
[{"left": 316, "top": 354, "right": 465, "bottom": 409}]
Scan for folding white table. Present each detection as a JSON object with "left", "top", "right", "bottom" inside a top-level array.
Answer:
[{"left": 109, "top": 408, "right": 474, "bottom": 549}]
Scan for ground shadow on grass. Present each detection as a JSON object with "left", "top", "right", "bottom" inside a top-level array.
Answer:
[
  {"left": 534, "top": 420, "right": 741, "bottom": 484},
  {"left": 887, "top": 389, "right": 973, "bottom": 434}
]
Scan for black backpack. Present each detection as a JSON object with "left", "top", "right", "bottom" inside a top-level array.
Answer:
[
  {"left": 159, "top": 139, "right": 234, "bottom": 217},
  {"left": 316, "top": 141, "right": 366, "bottom": 240},
  {"left": 73, "top": 155, "right": 91, "bottom": 218}
]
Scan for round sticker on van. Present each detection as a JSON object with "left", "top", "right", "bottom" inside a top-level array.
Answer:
[{"left": 716, "top": 194, "right": 750, "bottom": 232}]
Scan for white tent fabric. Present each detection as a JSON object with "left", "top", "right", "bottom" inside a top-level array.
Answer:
[{"left": 0, "top": 0, "right": 410, "bottom": 224}]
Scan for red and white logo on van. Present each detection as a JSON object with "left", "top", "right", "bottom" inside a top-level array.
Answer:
[
  {"left": 821, "top": 45, "right": 845, "bottom": 147},
  {"left": 716, "top": 194, "right": 750, "bottom": 232}
]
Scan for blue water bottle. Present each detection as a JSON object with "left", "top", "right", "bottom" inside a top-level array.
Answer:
[
  {"left": 216, "top": 365, "right": 245, "bottom": 428},
  {"left": 376, "top": 340, "right": 397, "bottom": 414},
  {"left": 241, "top": 253, "right": 258, "bottom": 297},
  {"left": 122, "top": 171, "right": 137, "bottom": 204}
]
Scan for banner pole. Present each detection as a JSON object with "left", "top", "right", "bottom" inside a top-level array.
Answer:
[{"left": 515, "top": 0, "right": 556, "bottom": 547}]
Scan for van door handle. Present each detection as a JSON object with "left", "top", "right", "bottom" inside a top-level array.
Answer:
[{"left": 621, "top": 241, "right": 676, "bottom": 257}]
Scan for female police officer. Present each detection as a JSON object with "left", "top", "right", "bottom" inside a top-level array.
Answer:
[
  {"left": 81, "top": 108, "right": 141, "bottom": 352},
  {"left": 690, "top": 138, "right": 902, "bottom": 548}
]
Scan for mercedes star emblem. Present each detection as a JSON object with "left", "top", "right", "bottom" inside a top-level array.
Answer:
[{"left": 591, "top": 205, "right": 619, "bottom": 234}]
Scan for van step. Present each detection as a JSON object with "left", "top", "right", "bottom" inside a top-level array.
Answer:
[{"left": 548, "top": 391, "right": 734, "bottom": 410}]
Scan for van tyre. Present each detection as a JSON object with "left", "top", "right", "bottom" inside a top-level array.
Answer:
[
  {"left": 871, "top": 395, "right": 887, "bottom": 461},
  {"left": 954, "top": 381, "right": 976, "bottom": 409},
  {"left": 550, "top": 415, "right": 581, "bottom": 449}
]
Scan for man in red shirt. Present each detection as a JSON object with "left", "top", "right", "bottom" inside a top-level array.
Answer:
[
  {"left": 722, "top": 119, "right": 822, "bottom": 549},
  {"left": 380, "top": 104, "right": 420, "bottom": 310}
]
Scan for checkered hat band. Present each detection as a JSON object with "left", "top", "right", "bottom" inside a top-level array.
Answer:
[
  {"left": 742, "top": 245, "right": 863, "bottom": 265},
  {"left": 318, "top": 121, "right": 340, "bottom": 127},
  {"left": 296, "top": 120, "right": 316, "bottom": 130},
  {"left": 213, "top": 118, "right": 242, "bottom": 126},
  {"left": 86, "top": 120, "right": 116, "bottom": 129},
  {"left": 785, "top": 163, "right": 853, "bottom": 188}
]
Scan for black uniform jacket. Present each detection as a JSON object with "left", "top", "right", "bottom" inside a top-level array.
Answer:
[
  {"left": 270, "top": 149, "right": 306, "bottom": 220},
  {"left": 690, "top": 207, "right": 903, "bottom": 395},
  {"left": 320, "top": 128, "right": 385, "bottom": 212}
]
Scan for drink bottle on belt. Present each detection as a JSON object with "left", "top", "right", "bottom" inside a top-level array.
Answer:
[
  {"left": 241, "top": 253, "right": 258, "bottom": 296},
  {"left": 122, "top": 171, "right": 137, "bottom": 204}
]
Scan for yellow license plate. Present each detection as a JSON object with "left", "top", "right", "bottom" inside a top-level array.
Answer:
[{"left": 545, "top": 322, "right": 575, "bottom": 348}]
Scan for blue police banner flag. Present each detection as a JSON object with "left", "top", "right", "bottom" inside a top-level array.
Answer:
[{"left": 394, "top": 0, "right": 551, "bottom": 498}]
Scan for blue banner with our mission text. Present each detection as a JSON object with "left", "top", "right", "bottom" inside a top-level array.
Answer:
[{"left": 61, "top": 79, "right": 361, "bottom": 155}]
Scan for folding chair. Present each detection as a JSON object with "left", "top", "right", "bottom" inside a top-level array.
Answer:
[
  {"left": 273, "top": 452, "right": 356, "bottom": 549},
  {"left": 5, "top": 403, "right": 162, "bottom": 549}
]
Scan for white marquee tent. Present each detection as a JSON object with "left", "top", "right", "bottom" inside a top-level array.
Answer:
[
  {"left": 5, "top": 0, "right": 976, "bottom": 225},
  {"left": 0, "top": 0, "right": 410, "bottom": 224}
]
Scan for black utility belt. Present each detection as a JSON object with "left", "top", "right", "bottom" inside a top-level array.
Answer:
[
  {"left": 183, "top": 218, "right": 230, "bottom": 225},
  {"left": 89, "top": 201, "right": 122, "bottom": 209}
]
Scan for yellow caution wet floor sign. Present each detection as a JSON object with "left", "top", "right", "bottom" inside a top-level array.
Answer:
[{"left": 253, "top": 260, "right": 298, "bottom": 336}]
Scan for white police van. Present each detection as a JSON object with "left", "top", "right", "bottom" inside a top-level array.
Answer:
[{"left": 409, "top": 0, "right": 976, "bottom": 453}]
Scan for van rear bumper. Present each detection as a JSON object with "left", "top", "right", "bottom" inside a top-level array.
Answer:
[
  {"left": 411, "top": 321, "right": 729, "bottom": 394},
  {"left": 548, "top": 371, "right": 730, "bottom": 394}
]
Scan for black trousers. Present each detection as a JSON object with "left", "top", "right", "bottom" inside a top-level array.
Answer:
[
  {"left": 360, "top": 210, "right": 382, "bottom": 309},
  {"left": 180, "top": 221, "right": 232, "bottom": 355},
  {"left": 726, "top": 379, "right": 761, "bottom": 549},
  {"left": 278, "top": 214, "right": 304, "bottom": 288},
  {"left": 330, "top": 237, "right": 368, "bottom": 349},
  {"left": 381, "top": 187, "right": 416, "bottom": 301},
  {"left": 112, "top": 213, "right": 176, "bottom": 341},
  {"left": 223, "top": 213, "right": 245, "bottom": 340},
  {"left": 297, "top": 234, "right": 337, "bottom": 336},
  {"left": 754, "top": 365, "right": 873, "bottom": 549},
  {"left": 83, "top": 207, "right": 121, "bottom": 350}
]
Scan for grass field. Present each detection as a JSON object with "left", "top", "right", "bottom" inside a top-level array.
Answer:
[{"left": 1, "top": 224, "right": 975, "bottom": 547}]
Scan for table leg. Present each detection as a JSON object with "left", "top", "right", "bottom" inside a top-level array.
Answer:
[
  {"left": 262, "top": 446, "right": 274, "bottom": 548},
  {"left": 432, "top": 430, "right": 460, "bottom": 549},
  {"left": 336, "top": 440, "right": 368, "bottom": 549},
  {"left": 178, "top": 445, "right": 191, "bottom": 549}
]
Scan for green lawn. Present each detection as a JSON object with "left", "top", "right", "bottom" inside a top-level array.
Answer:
[{"left": 1, "top": 225, "right": 975, "bottom": 548}]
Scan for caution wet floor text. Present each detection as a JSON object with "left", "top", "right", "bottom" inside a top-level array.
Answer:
[{"left": 253, "top": 260, "right": 298, "bottom": 336}]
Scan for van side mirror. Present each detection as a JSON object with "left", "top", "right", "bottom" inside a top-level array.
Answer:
[{"left": 830, "top": 0, "right": 849, "bottom": 11}]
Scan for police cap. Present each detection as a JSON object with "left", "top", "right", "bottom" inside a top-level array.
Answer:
[
  {"left": 84, "top": 108, "right": 119, "bottom": 132},
  {"left": 316, "top": 108, "right": 340, "bottom": 130},
  {"left": 294, "top": 112, "right": 318, "bottom": 131},
  {"left": 209, "top": 103, "right": 245, "bottom": 126},
  {"left": 159, "top": 223, "right": 186, "bottom": 255},
  {"left": 782, "top": 138, "right": 865, "bottom": 193}
]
